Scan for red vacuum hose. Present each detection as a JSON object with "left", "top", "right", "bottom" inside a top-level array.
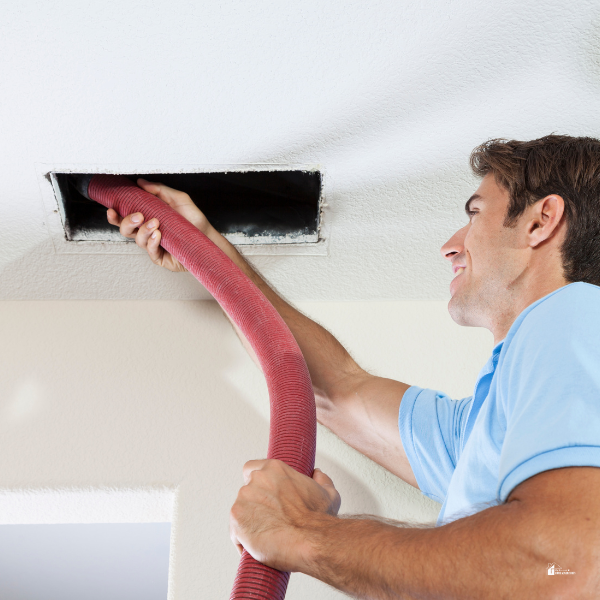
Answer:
[{"left": 84, "top": 175, "right": 317, "bottom": 599}]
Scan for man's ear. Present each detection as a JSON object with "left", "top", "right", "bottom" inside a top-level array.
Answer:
[{"left": 527, "top": 194, "right": 565, "bottom": 248}]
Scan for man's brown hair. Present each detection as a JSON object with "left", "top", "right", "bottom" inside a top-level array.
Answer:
[{"left": 470, "top": 134, "right": 600, "bottom": 286}]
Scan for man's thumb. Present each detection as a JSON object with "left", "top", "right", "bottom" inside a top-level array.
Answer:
[
  {"left": 313, "top": 468, "right": 341, "bottom": 514},
  {"left": 312, "top": 467, "right": 334, "bottom": 487}
]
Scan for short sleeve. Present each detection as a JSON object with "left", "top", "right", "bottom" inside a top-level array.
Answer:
[
  {"left": 498, "top": 284, "right": 600, "bottom": 501},
  {"left": 399, "top": 386, "right": 473, "bottom": 503}
]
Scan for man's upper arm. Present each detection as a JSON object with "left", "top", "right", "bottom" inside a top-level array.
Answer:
[
  {"left": 321, "top": 372, "right": 471, "bottom": 496},
  {"left": 320, "top": 374, "right": 418, "bottom": 487},
  {"left": 399, "top": 386, "right": 473, "bottom": 502}
]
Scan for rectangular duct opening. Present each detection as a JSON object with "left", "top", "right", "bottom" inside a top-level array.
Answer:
[{"left": 52, "top": 170, "right": 323, "bottom": 245}]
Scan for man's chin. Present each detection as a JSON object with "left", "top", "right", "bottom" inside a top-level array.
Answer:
[{"left": 447, "top": 291, "right": 474, "bottom": 326}]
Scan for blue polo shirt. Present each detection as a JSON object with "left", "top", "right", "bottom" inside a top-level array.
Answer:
[{"left": 399, "top": 282, "right": 600, "bottom": 525}]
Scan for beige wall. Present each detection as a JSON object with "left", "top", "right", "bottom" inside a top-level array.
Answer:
[{"left": 0, "top": 300, "right": 492, "bottom": 598}]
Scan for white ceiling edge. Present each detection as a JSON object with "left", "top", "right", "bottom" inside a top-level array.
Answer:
[
  {"left": 0, "top": 486, "right": 177, "bottom": 524},
  {"left": 37, "top": 162, "right": 330, "bottom": 257}
]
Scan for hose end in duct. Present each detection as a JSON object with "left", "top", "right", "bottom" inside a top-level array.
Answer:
[{"left": 71, "top": 174, "right": 96, "bottom": 200}]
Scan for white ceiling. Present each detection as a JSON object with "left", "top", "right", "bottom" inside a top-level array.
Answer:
[{"left": 1, "top": 0, "right": 599, "bottom": 301}]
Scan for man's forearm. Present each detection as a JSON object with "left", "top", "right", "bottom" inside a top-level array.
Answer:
[
  {"left": 204, "top": 226, "right": 363, "bottom": 403},
  {"left": 301, "top": 501, "right": 580, "bottom": 599},
  {"left": 205, "top": 227, "right": 419, "bottom": 487}
]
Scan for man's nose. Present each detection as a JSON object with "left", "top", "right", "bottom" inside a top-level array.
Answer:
[{"left": 440, "top": 225, "right": 467, "bottom": 261}]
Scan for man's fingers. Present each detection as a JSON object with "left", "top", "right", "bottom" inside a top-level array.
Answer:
[
  {"left": 116, "top": 212, "right": 145, "bottom": 238},
  {"left": 137, "top": 178, "right": 208, "bottom": 231},
  {"left": 137, "top": 178, "right": 163, "bottom": 199},
  {"left": 137, "top": 178, "right": 192, "bottom": 208},
  {"left": 134, "top": 218, "right": 159, "bottom": 249},
  {"left": 313, "top": 468, "right": 342, "bottom": 514},
  {"left": 107, "top": 208, "right": 142, "bottom": 240},
  {"left": 147, "top": 228, "right": 164, "bottom": 264},
  {"left": 106, "top": 208, "right": 122, "bottom": 227}
]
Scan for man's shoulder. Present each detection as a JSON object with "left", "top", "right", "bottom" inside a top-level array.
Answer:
[
  {"left": 498, "top": 282, "right": 600, "bottom": 378},
  {"left": 533, "top": 281, "right": 600, "bottom": 309},
  {"left": 494, "top": 282, "right": 600, "bottom": 418},
  {"left": 511, "top": 282, "right": 600, "bottom": 344}
]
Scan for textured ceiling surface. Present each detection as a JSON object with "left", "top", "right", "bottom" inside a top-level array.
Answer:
[{"left": 1, "top": 0, "right": 599, "bottom": 301}]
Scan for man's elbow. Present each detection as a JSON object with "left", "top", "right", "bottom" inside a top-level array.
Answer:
[
  {"left": 566, "top": 551, "right": 600, "bottom": 598},
  {"left": 314, "top": 369, "right": 368, "bottom": 428},
  {"left": 505, "top": 470, "right": 600, "bottom": 599},
  {"left": 315, "top": 389, "right": 334, "bottom": 426},
  {"left": 531, "top": 529, "right": 599, "bottom": 598},
  {"left": 543, "top": 570, "right": 597, "bottom": 600},
  {"left": 314, "top": 385, "right": 350, "bottom": 429}
]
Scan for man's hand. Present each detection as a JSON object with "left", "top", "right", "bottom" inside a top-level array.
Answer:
[
  {"left": 106, "top": 178, "right": 214, "bottom": 272},
  {"left": 230, "top": 459, "right": 341, "bottom": 572},
  {"left": 241, "top": 466, "right": 599, "bottom": 600}
]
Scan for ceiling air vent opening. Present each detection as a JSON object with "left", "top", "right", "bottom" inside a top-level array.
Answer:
[{"left": 52, "top": 170, "right": 323, "bottom": 246}]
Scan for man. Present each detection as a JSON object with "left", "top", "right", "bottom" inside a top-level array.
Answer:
[{"left": 108, "top": 135, "right": 600, "bottom": 598}]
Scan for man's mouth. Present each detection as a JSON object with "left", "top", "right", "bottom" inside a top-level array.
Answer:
[{"left": 454, "top": 267, "right": 465, "bottom": 276}]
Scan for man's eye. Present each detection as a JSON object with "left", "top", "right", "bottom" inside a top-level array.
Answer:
[{"left": 468, "top": 210, "right": 478, "bottom": 217}]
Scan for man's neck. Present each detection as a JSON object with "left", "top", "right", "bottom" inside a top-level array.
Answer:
[{"left": 491, "top": 275, "right": 570, "bottom": 345}]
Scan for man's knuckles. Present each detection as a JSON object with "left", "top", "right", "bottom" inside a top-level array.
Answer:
[
  {"left": 313, "top": 468, "right": 334, "bottom": 485},
  {"left": 134, "top": 226, "right": 153, "bottom": 249},
  {"left": 242, "top": 459, "right": 272, "bottom": 481},
  {"left": 120, "top": 214, "right": 143, "bottom": 237},
  {"left": 142, "top": 180, "right": 192, "bottom": 205},
  {"left": 236, "top": 484, "right": 255, "bottom": 502},
  {"left": 230, "top": 500, "right": 246, "bottom": 525},
  {"left": 243, "top": 458, "right": 264, "bottom": 472}
]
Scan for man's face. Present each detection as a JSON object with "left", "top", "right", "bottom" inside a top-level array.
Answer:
[{"left": 440, "top": 174, "right": 525, "bottom": 329}]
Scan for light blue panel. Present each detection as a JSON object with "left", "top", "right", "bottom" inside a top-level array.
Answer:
[{"left": 0, "top": 523, "right": 171, "bottom": 600}]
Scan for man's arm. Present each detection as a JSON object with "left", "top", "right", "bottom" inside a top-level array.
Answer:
[
  {"left": 108, "top": 179, "right": 418, "bottom": 488},
  {"left": 231, "top": 461, "right": 600, "bottom": 599},
  {"left": 213, "top": 253, "right": 417, "bottom": 488}
]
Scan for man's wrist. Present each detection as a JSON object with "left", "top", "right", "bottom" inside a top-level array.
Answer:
[
  {"left": 296, "top": 512, "right": 340, "bottom": 575},
  {"left": 193, "top": 219, "right": 215, "bottom": 237},
  {"left": 198, "top": 222, "right": 233, "bottom": 254}
]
